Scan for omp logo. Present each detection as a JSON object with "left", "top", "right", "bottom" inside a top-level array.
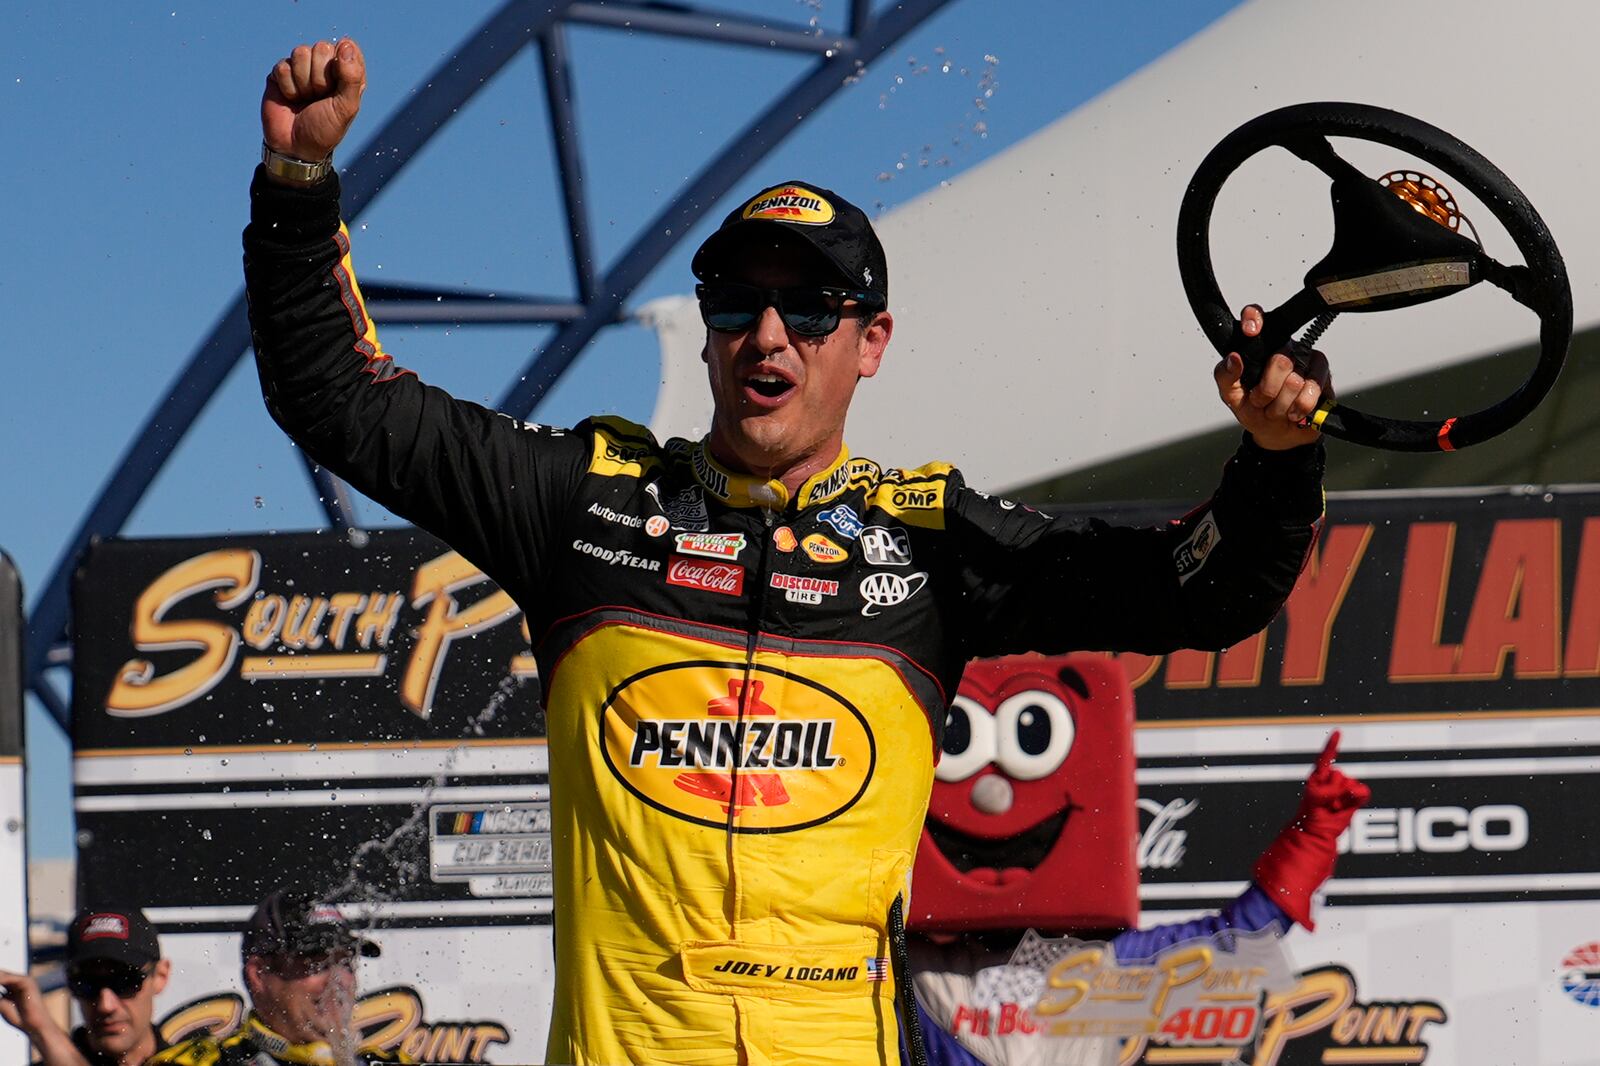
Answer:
[
  {"left": 740, "top": 184, "right": 836, "bottom": 226},
  {"left": 604, "top": 440, "right": 653, "bottom": 463},
  {"left": 600, "top": 666, "right": 875, "bottom": 832},
  {"left": 891, "top": 487, "right": 940, "bottom": 509}
]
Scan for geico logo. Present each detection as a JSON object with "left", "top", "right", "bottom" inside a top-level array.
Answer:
[
  {"left": 891, "top": 487, "right": 939, "bottom": 509},
  {"left": 571, "top": 539, "right": 662, "bottom": 571},
  {"left": 600, "top": 667, "right": 875, "bottom": 832},
  {"left": 629, "top": 718, "right": 841, "bottom": 770},
  {"left": 1339, "top": 804, "right": 1528, "bottom": 854}
]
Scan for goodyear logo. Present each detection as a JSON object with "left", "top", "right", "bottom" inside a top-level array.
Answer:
[
  {"left": 741, "top": 184, "right": 836, "bottom": 226},
  {"left": 600, "top": 665, "right": 875, "bottom": 832}
]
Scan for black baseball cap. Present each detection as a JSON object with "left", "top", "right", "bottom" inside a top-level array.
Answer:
[
  {"left": 67, "top": 908, "right": 161, "bottom": 968},
  {"left": 241, "top": 889, "right": 381, "bottom": 960},
  {"left": 692, "top": 180, "right": 889, "bottom": 303}
]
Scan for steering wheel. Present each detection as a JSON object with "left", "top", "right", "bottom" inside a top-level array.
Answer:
[{"left": 1176, "top": 102, "right": 1571, "bottom": 451}]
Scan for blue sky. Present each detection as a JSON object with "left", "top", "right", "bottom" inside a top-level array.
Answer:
[{"left": 3, "top": 1, "right": 1241, "bottom": 859}]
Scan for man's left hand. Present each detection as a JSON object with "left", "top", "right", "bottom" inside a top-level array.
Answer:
[{"left": 1215, "top": 304, "right": 1333, "bottom": 450}]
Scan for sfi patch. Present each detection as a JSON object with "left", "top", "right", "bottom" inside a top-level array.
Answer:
[
  {"left": 600, "top": 667, "right": 875, "bottom": 832},
  {"left": 801, "top": 534, "right": 848, "bottom": 565},
  {"left": 739, "top": 184, "right": 836, "bottom": 226},
  {"left": 1174, "top": 513, "right": 1222, "bottom": 585}
]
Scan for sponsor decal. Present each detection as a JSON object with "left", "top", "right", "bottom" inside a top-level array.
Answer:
[
  {"left": 1559, "top": 943, "right": 1600, "bottom": 1007},
  {"left": 644, "top": 515, "right": 670, "bottom": 538},
  {"left": 82, "top": 914, "right": 130, "bottom": 940},
  {"left": 1136, "top": 797, "right": 1197, "bottom": 872},
  {"left": 889, "top": 486, "right": 941, "bottom": 510},
  {"left": 691, "top": 446, "right": 731, "bottom": 499},
  {"left": 773, "top": 526, "right": 798, "bottom": 553},
  {"left": 587, "top": 501, "right": 645, "bottom": 529},
  {"left": 859, "top": 571, "right": 928, "bottom": 617},
  {"left": 600, "top": 668, "right": 875, "bottom": 832},
  {"left": 429, "top": 802, "right": 553, "bottom": 894},
  {"left": 656, "top": 484, "right": 709, "bottom": 532},
  {"left": 818, "top": 504, "right": 864, "bottom": 540},
  {"left": 801, "top": 533, "right": 848, "bottom": 565},
  {"left": 1173, "top": 512, "right": 1221, "bottom": 585},
  {"left": 801, "top": 462, "right": 852, "bottom": 507},
  {"left": 739, "top": 183, "right": 836, "bottom": 226},
  {"left": 1337, "top": 804, "right": 1528, "bottom": 855},
  {"left": 674, "top": 531, "right": 747, "bottom": 561},
  {"left": 158, "top": 988, "right": 510, "bottom": 1063},
  {"left": 770, "top": 572, "right": 840, "bottom": 605},
  {"left": 571, "top": 539, "right": 662, "bottom": 572},
  {"left": 859, "top": 525, "right": 912, "bottom": 566},
  {"left": 666, "top": 555, "right": 745, "bottom": 597}
]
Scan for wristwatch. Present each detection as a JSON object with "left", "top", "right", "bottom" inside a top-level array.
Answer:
[{"left": 261, "top": 143, "right": 333, "bottom": 185}]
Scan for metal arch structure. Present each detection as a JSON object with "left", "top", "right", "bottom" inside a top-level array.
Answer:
[{"left": 24, "top": 0, "right": 958, "bottom": 732}]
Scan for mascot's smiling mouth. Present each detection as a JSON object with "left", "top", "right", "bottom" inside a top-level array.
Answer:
[{"left": 925, "top": 805, "right": 1077, "bottom": 876}]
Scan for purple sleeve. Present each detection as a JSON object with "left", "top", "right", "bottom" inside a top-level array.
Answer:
[{"left": 1110, "top": 884, "right": 1289, "bottom": 963}]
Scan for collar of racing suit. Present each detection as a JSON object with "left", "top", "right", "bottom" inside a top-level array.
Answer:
[
  {"left": 686, "top": 438, "right": 872, "bottom": 511},
  {"left": 237, "top": 1014, "right": 345, "bottom": 1065}
]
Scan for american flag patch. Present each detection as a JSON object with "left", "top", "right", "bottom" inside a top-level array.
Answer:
[{"left": 865, "top": 957, "right": 889, "bottom": 982}]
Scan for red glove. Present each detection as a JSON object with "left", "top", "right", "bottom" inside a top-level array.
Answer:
[{"left": 1252, "top": 731, "right": 1371, "bottom": 930}]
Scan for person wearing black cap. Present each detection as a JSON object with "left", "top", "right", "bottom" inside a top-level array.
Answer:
[
  {"left": 244, "top": 38, "right": 1330, "bottom": 1066},
  {"left": 147, "top": 890, "right": 402, "bottom": 1066},
  {"left": 0, "top": 907, "right": 170, "bottom": 1066}
]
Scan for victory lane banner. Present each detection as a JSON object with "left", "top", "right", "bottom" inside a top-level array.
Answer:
[{"left": 1065, "top": 485, "right": 1600, "bottom": 723}]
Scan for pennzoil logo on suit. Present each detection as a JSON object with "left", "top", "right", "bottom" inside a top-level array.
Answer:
[{"left": 599, "top": 667, "right": 876, "bottom": 832}]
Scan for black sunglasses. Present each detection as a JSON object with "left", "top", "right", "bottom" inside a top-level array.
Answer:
[
  {"left": 67, "top": 964, "right": 150, "bottom": 1000},
  {"left": 695, "top": 283, "right": 884, "bottom": 337}
]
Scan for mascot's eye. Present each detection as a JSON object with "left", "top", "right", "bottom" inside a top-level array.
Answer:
[
  {"left": 994, "top": 690, "right": 1075, "bottom": 781},
  {"left": 935, "top": 695, "right": 996, "bottom": 782}
]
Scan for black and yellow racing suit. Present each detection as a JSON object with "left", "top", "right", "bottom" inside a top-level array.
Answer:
[
  {"left": 243, "top": 169, "right": 1325, "bottom": 1066},
  {"left": 147, "top": 1013, "right": 407, "bottom": 1064}
]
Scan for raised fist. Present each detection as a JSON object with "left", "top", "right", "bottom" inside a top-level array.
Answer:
[
  {"left": 1252, "top": 731, "right": 1371, "bottom": 930},
  {"left": 261, "top": 37, "right": 367, "bottom": 164}
]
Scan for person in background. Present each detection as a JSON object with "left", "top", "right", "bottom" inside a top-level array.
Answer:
[
  {"left": 0, "top": 906, "right": 171, "bottom": 1066},
  {"left": 148, "top": 888, "right": 405, "bottom": 1066}
]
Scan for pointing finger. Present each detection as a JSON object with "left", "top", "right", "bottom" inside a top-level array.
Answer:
[{"left": 1315, "top": 730, "right": 1342, "bottom": 774}]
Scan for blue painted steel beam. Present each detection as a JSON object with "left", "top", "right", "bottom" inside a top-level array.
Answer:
[
  {"left": 539, "top": 26, "right": 598, "bottom": 304},
  {"left": 566, "top": 2, "right": 847, "bottom": 55},
  {"left": 499, "top": 0, "right": 957, "bottom": 416}
]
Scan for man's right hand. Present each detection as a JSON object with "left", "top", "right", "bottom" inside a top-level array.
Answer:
[
  {"left": 0, "top": 969, "right": 51, "bottom": 1035},
  {"left": 261, "top": 37, "right": 367, "bottom": 163}
]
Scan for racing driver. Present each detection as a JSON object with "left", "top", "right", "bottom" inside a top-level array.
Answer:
[{"left": 246, "top": 38, "right": 1333, "bottom": 1066}]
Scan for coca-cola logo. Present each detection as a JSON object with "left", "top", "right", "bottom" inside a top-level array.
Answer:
[
  {"left": 1136, "top": 796, "right": 1198, "bottom": 871},
  {"left": 666, "top": 555, "right": 745, "bottom": 596}
]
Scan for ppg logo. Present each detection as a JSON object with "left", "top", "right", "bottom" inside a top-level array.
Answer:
[
  {"left": 859, "top": 572, "right": 928, "bottom": 617},
  {"left": 859, "top": 526, "right": 912, "bottom": 566}
]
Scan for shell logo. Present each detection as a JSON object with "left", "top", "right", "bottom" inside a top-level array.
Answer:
[
  {"left": 599, "top": 663, "right": 875, "bottom": 832},
  {"left": 740, "top": 185, "right": 836, "bottom": 226}
]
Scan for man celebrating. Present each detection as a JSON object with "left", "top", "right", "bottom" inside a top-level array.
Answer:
[
  {"left": 149, "top": 889, "right": 402, "bottom": 1065},
  {"left": 0, "top": 907, "right": 171, "bottom": 1066},
  {"left": 246, "top": 38, "right": 1331, "bottom": 1066}
]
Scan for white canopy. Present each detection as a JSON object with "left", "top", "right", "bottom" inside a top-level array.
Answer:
[{"left": 646, "top": 0, "right": 1597, "bottom": 489}]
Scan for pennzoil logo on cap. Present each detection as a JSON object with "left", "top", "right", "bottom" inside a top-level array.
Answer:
[{"left": 741, "top": 184, "right": 836, "bottom": 226}]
